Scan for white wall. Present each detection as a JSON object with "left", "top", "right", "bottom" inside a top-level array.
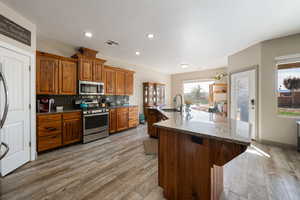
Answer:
[
  {"left": 171, "top": 67, "right": 228, "bottom": 99},
  {"left": 260, "top": 34, "right": 300, "bottom": 146},
  {"left": 37, "top": 36, "right": 172, "bottom": 113},
  {"left": 0, "top": 2, "right": 36, "bottom": 53},
  {"left": 228, "top": 34, "right": 300, "bottom": 147}
]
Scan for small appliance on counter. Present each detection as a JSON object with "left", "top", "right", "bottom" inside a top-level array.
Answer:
[{"left": 37, "top": 98, "right": 55, "bottom": 113}]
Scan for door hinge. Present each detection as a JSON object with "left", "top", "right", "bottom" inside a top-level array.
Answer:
[
  {"left": 29, "top": 65, "right": 31, "bottom": 71},
  {"left": 29, "top": 141, "right": 31, "bottom": 147},
  {"left": 29, "top": 104, "right": 31, "bottom": 109}
]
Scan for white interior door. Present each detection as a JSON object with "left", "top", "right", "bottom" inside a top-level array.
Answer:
[
  {"left": 230, "top": 70, "right": 256, "bottom": 139},
  {"left": 0, "top": 46, "right": 31, "bottom": 176}
]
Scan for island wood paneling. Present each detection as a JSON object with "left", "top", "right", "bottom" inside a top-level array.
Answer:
[{"left": 158, "top": 128, "right": 246, "bottom": 200}]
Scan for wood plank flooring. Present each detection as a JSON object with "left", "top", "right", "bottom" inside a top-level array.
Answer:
[{"left": 1, "top": 125, "right": 300, "bottom": 200}]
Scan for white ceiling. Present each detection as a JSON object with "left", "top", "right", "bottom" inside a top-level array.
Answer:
[{"left": 2, "top": 0, "right": 300, "bottom": 74}]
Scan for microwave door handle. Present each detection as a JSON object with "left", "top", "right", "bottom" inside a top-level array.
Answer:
[{"left": 0, "top": 70, "right": 9, "bottom": 129}]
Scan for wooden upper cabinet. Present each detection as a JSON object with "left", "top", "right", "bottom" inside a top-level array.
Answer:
[
  {"left": 116, "top": 70, "right": 126, "bottom": 95},
  {"left": 125, "top": 72, "right": 134, "bottom": 96},
  {"left": 59, "top": 60, "right": 77, "bottom": 95},
  {"left": 78, "top": 58, "right": 93, "bottom": 81},
  {"left": 103, "top": 66, "right": 116, "bottom": 95},
  {"left": 36, "top": 53, "right": 59, "bottom": 95},
  {"left": 93, "top": 59, "right": 104, "bottom": 82}
]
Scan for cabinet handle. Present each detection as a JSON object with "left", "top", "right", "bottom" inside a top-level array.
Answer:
[
  {"left": 46, "top": 127, "right": 57, "bottom": 131},
  {"left": 191, "top": 136, "right": 203, "bottom": 145}
]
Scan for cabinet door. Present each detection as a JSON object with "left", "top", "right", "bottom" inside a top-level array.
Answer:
[
  {"left": 125, "top": 72, "right": 134, "bottom": 95},
  {"left": 59, "top": 60, "right": 77, "bottom": 95},
  {"left": 109, "top": 109, "right": 117, "bottom": 133},
  {"left": 128, "top": 106, "right": 139, "bottom": 128},
  {"left": 36, "top": 55, "right": 59, "bottom": 94},
  {"left": 62, "top": 113, "right": 82, "bottom": 145},
  {"left": 116, "top": 70, "right": 125, "bottom": 95},
  {"left": 103, "top": 67, "right": 116, "bottom": 95},
  {"left": 79, "top": 58, "right": 93, "bottom": 81},
  {"left": 116, "top": 108, "right": 129, "bottom": 131},
  {"left": 93, "top": 60, "right": 103, "bottom": 82}
]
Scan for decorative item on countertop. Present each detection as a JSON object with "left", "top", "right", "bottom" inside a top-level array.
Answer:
[
  {"left": 56, "top": 106, "right": 64, "bottom": 112},
  {"left": 185, "top": 100, "right": 192, "bottom": 113},
  {"left": 213, "top": 72, "right": 227, "bottom": 80}
]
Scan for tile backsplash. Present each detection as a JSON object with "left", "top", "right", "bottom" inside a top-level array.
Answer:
[{"left": 37, "top": 95, "right": 129, "bottom": 110}]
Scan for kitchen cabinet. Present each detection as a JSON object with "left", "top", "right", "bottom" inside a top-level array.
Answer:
[
  {"left": 36, "top": 53, "right": 59, "bottom": 95},
  {"left": 110, "top": 106, "right": 139, "bottom": 133},
  {"left": 37, "top": 114, "right": 62, "bottom": 152},
  {"left": 93, "top": 59, "right": 104, "bottom": 82},
  {"left": 36, "top": 51, "right": 77, "bottom": 95},
  {"left": 125, "top": 72, "right": 134, "bottom": 95},
  {"left": 59, "top": 59, "right": 77, "bottom": 95},
  {"left": 62, "top": 112, "right": 82, "bottom": 145},
  {"left": 116, "top": 70, "right": 126, "bottom": 95},
  {"left": 116, "top": 107, "right": 129, "bottom": 131},
  {"left": 109, "top": 108, "right": 117, "bottom": 134},
  {"left": 37, "top": 111, "right": 82, "bottom": 152},
  {"left": 103, "top": 66, "right": 116, "bottom": 95},
  {"left": 78, "top": 57, "right": 93, "bottom": 81},
  {"left": 128, "top": 106, "right": 139, "bottom": 128},
  {"left": 143, "top": 82, "right": 166, "bottom": 119}
]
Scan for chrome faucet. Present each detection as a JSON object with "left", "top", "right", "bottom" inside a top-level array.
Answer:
[{"left": 173, "top": 94, "right": 183, "bottom": 113}]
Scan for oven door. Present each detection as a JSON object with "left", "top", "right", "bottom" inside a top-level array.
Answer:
[
  {"left": 83, "top": 113, "right": 109, "bottom": 135},
  {"left": 79, "top": 81, "right": 104, "bottom": 95}
]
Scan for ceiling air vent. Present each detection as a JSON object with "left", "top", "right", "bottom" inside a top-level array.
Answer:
[{"left": 105, "top": 40, "right": 119, "bottom": 46}]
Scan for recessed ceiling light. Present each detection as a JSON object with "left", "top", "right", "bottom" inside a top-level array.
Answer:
[
  {"left": 135, "top": 51, "right": 140, "bottom": 56},
  {"left": 84, "top": 32, "right": 93, "bottom": 38},
  {"left": 181, "top": 64, "right": 189, "bottom": 69},
  {"left": 147, "top": 34, "right": 154, "bottom": 39}
]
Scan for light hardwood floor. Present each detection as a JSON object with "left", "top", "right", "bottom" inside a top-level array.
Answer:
[{"left": 1, "top": 125, "right": 300, "bottom": 200}]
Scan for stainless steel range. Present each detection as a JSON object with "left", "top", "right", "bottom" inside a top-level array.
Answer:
[{"left": 82, "top": 107, "right": 109, "bottom": 143}]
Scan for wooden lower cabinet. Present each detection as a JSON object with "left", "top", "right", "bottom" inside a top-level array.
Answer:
[
  {"left": 37, "top": 111, "right": 82, "bottom": 152},
  {"left": 62, "top": 112, "right": 82, "bottom": 145},
  {"left": 109, "top": 108, "right": 117, "bottom": 134},
  {"left": 116, "top": 107, "right": 129, "bottom": 131},
  {"left": 128, "top": 106, "right": 139, "bottom": 128},
  {"left": 109, "top": 106, "right": 139, "bottom": 133}
]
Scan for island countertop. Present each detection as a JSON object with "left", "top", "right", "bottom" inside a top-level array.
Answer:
[{"left": 152, "top": 107, "right": 251, "bottom": 146}]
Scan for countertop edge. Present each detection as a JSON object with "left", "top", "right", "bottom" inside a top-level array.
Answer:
[{"left": 149, "top": 107, "right": 251, "bottom": 146}]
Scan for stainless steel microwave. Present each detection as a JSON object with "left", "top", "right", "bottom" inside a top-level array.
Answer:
[{"left": 79, "top": 81, "right": 104, "bottom": 95}]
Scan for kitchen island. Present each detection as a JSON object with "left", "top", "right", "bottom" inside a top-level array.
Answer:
[{"left": 150, "top": 108, "right": 251, "bottom": 200}]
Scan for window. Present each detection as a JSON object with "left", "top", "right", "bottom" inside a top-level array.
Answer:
[
  {"left": 277, "top": 62, "right": 300, "bottom": 116},
  {"left": 183, "top": 80, "right": 214, "bottom": 110}
]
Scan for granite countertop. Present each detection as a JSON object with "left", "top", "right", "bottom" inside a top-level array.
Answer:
[
  {"left": 152, "top": 107, "right": 251, "bottom": 146},
  {"left": 36, "top": 109, "right": 82, "bottom": 115}
]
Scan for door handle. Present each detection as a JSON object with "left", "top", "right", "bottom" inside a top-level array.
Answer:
[
  {"left": 0, "top": 70, "right": 9, "bottom": 129},
  {"left": 0, "top": 142, "right": 9, "bottom": 160}
]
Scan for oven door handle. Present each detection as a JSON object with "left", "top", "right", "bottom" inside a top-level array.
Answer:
[{"left": 84, "top": 112, "right": 109, "bottom": 117}]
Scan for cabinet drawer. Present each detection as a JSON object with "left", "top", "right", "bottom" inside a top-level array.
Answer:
[
  {"left": 63, "top": 111, "right": 81, "bottom": 120},
  {"left": 37, "top": 114, "right": 61, "bottom": 123},
  {"left": 117, "top": 107, "right": 129, "bottom": 113},
  {"left": 38, "top": 120, "right": 62, "bottom": 137},
  {"left": 129, "top": 119, "right": 139, "bottom": 128},
  {"left": 38, "top": 133, "right": 62, "bottom": 152},
  {"left": 129, "top": 106, "right": 138, "bottom": 112}
]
